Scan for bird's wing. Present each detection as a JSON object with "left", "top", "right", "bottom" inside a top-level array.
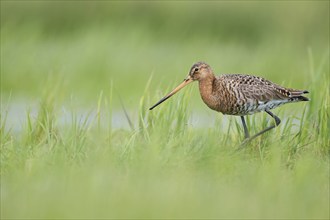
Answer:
[
  {"left": 239, "top": 83, "right": 287, "bottom": 101},
  {"left": 222, "top": 74, "right": 291, "bottom": 102}
]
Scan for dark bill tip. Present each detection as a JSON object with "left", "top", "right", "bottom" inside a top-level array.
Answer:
[
  {"left": 148, "top": 76, "right": 193, "bottom": 111},
  {"left": 149, "top": 96, "right": 171, "bottom": 110}
]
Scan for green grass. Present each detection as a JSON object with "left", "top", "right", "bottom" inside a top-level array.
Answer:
[
  {"left": 1, "top": 69, "right": 329, "bottom": 218},
  {"left": 1, "top": 1, "right": 329, "bottom": 219}
]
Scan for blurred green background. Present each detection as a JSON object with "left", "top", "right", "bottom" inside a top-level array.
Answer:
[
  {"left": 1, "top": 1, "right": 328, "bottom": 108},
  {"left": 1, "top": 1, "right": 329, "bottom": 219}
]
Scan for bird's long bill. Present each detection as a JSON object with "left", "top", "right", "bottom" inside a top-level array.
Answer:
[{"left": 149, "top": 76, "right": 193, "bottom": 110}]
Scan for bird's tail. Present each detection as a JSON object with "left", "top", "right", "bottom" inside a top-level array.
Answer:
[
  {"left": 295, "top": 96, "right": 309, "bottom": 101},
  {"left": 289, "top": 90, "right": 310, "bottom": 101}
]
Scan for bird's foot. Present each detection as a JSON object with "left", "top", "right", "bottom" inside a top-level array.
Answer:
[
  {"left": 235, "top": 137, "right": 252, "bottom": 152},
  {"left": 239, "top": 137, "right": 251, "bottom": 148}
]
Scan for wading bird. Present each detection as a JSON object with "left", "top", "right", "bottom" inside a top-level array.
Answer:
[{"left": 149, "top": 62, "right": 309, "bottom": 142}]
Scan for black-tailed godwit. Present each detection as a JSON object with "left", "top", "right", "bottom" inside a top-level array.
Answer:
[{"left": 149, "top": 62, "right": 309, "bottom": 142}]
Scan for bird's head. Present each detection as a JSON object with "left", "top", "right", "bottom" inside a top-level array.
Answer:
[
  {"left": 188, "top": 62, "right": 213, "bottom": 81},
  {"left": 149, "top": 62, "right": 213, "bottom": 110}
]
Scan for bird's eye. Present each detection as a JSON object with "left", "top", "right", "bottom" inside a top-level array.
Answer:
[{"left": 194, "top": 68, "right": 199, "bottom": 72}]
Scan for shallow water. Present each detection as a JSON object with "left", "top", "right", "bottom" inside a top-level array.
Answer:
[{"left": 2, "top": 101, "right": 304, "bottom": 135}]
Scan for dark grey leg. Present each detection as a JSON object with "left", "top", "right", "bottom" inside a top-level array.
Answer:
[
  {"left": 240, "top": 116, "right": 250, "bottom": 139},
  {"left": 240, "top": 110, "right": 281, "bottom": 145}
]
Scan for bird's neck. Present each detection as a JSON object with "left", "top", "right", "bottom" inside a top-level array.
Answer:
[{"left": 198, "top": 75, "right": 218, "bottom": 111}]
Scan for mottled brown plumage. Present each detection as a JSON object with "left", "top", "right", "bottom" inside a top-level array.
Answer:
[{"left": 150, "top": 62, "right": 309, "bottom": 142}]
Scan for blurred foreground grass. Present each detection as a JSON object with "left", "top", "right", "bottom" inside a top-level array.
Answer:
[
  {"left": 1, "top": 1, "right": 330, "bottom": 219},
  {"left": 1, "top": 70, "right": 329, "bottom": 218}
]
